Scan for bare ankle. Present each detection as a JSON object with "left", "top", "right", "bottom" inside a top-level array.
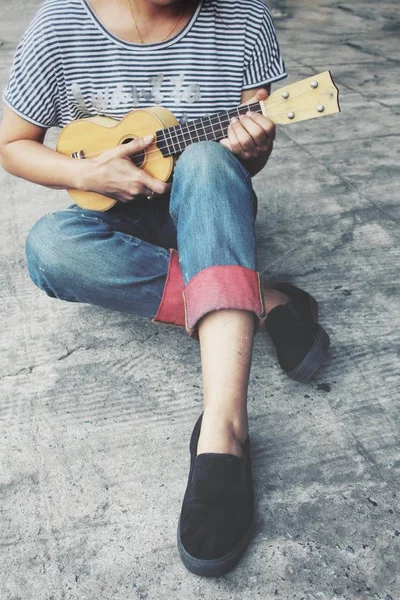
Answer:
[
  {"left": 197, "top": 406, "right": 248, "bottom": 457},
  {"left": 263, "top": 287, "right": 289, "bottom": 314}
]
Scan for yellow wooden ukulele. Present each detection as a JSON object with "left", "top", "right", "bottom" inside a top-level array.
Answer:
[{"left": 57, "top": 71, "right": 340, "bottom": 211}]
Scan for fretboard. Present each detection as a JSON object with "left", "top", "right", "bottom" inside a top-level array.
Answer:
[{"left": 155, "top": 102, "right": 262, "bottom": 158}]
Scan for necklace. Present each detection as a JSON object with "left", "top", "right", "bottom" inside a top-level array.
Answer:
[{"left": 126, "top": 0, "right": 185, "bottom": 44}]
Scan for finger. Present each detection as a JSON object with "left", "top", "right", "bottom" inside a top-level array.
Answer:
[
  {"left": 142, "top": 186, "right": 157, "bottom": 200},
  {"left": 239, "top": 87, "right": 269, "bottom": 106},
  {"left": 226, "top": 121, "right": 247, "bottom": 157},
  {"left": 118, "top": 184, "right": 156, "bottom": 203},
  {"left": 243, "top": 112, "right": 276, "bottom": 140},
  {"left": 229, "top": 117, "right": 257, "bottom": 154},
  {"left": 219, "top": 138, "right": 233, "bottom": 151},
  {"left": 134, "top": 172, "right": 171, "bottom": 196},
  {"left": 238, "top": 114, "right": 268, "bottom": 149},
  {"left": 114, "top": 134, "right": 155, "bottom": 158}
]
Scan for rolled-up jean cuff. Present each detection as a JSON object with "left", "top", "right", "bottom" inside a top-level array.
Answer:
[
  {"left": 183, "top": 265, "right": 267, "bottom": 339},
  {"left": 152, "top": 248, "right": 186, "bottom": 328}
]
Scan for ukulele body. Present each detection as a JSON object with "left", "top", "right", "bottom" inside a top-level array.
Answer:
[{"left": 56, "top": 106, "right": 179, "bottom": 211}]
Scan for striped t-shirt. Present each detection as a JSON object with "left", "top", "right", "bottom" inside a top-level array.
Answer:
[{"left": 3, "top": 0, "right": 287, "bottom": 129}]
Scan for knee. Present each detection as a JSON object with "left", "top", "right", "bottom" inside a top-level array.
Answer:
[
  {"left": 25, "top": 212, "right": 77, "bottom": 297},
  {"left": 175, "top": 141, "right": 249, "bottom": 181},
  {"left": 171, "top": 141, "right": 257, "bottom": 220},
  {"left": 26, "top": 214, "right": 57, "bottom": 277}
]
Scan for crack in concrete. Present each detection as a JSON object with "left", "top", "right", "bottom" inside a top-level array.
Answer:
[
  {"left": 0, "top": 347, "right": 89, "bottom": 380},
  {"left": 56, "top": 346, "right": 88, "bottom": 362},
  {"left": 345, "top": 42, "right": 400, "bottom": 65},
  {"left": 0, "top": 334, "right": 160, "bottom": 380}
]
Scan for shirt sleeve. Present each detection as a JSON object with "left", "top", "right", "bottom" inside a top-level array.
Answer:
[
  {"left": 243, "top": 4, "right": 287, "bottom": 90},
  {"left": 3, "top": 4, "right": 60, "bottom": 128}
]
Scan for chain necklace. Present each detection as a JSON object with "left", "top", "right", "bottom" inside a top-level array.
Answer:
[{"left": 126, "top": 0, "right": 185, "bottom": 44}]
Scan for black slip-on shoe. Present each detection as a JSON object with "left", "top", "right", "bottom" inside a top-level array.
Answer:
[
  {"left": 177, "top": 414, "right": 254, "bottom": 577},
  {"left": 265, "top": 282, "right": 330, "bottom": 382}
]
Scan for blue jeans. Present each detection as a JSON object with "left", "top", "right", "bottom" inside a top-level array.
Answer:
[{"left": 26, "top": 142, "right": 265, "bottom": 336}]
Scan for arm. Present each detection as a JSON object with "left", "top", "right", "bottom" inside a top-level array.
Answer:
[
  {"left": 0, "top": 106, "right": 170, "bottom": 200},
  {"left": 0, "top": 106, "right": 87, "bottom": 190},
  {"left": 220, "top": 86, "right": 276, "bottom": 177}
]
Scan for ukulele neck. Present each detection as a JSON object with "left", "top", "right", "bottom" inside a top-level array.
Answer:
[{"left": 155, "top": 102, "right": 262, "bottom": 157}]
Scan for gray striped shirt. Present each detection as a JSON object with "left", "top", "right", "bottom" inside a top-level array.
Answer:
[{"left": 3, "top": 0, "right": 287, "bottom": 128}]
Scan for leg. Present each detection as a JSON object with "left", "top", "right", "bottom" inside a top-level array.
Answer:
[
  {"left": 170, "top": 142, "right": 261, "bottom": 574},
  {"left": 169, "top": 141, "right": 263, "bottom": 455},
  {"left": 197, "top": 309, "right": 254, "bottom": 456},
  {"left": 25, "top": 201, "right": 179, "bottom": 319}
]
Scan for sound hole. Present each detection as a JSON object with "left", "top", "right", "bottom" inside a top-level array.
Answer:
[{"left": 121, "top": 137, "right": 145, "bottom": 168}]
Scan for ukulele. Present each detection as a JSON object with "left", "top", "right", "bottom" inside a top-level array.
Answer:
[{"left": 57, "top": 71, "right": 340, "bottom": 211}]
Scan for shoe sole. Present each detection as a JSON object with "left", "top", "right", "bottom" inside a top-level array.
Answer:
[
  {"left": 177, "top": 518, "right": 254, "bottom": 577},
  {"left": 287, "top": 325, "right": 330, "bottom": 382},
  {"left": 272, "top": 284, "right": 330, "bottom": 382}
]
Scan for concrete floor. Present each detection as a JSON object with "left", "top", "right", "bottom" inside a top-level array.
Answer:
[{"left": 0, "top": 0, "right": 399, "bottom": 598}]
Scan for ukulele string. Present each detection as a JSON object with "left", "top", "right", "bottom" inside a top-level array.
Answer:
[{"left": 77, "top": 87, "right": 324, "bottom": 161}]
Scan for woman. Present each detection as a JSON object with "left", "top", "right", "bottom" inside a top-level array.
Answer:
[{"left": 0, "top": 0, "right": 329, "bottom": 576}]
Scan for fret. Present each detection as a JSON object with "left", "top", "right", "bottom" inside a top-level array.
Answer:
[
  {"left": 215, "top": 111, "right": 226, "bottom": 139},
  {"left": 175, "top": 125, "right": 186, "bottom": 149},
  {"left": 189, "top": 118, "right": 206, "bottom": 143},
  {"left": 160, "top": 128, "right": 170, "bottom": 156},
  {"left": 166, "top": 125, "right": 179, "bottom": 155},
  {"left": 186, "top": 122, "right": 196, "bottom": 146},
  {"left": 222, "top": 110, "right": 231, "bottom": 134},
  {"left": 235, "top": 107, "right": 242, "bottom": 119},
  {"left": 203, "top": 116, "right": 214, "bottom": 141},
  {"left": 199, "top": 120, "right": 208, "bottom": 142},
  {"left": 214, "top": 111, "right": 231, "bottom": 140},
  {"left": 192, "top": 119, "right": 202, "bottom": 144},
  {"left": 187, "top": 123, "right": 198, "bottom": 144},
  {"left": 226, "top": 107, "right": 240, "bottom": 122},
  {"left": 176, "top": 126, "right": 186, "bottom": 153},
  {"left": 211, "top": 115, "right": 223, "bottom": 140},
  {"left": 156, "top": 130, "right": 171, "bottom": 158},
  {"left": 176, "top": 124, "right": 189, "bottom": 150},
  {"left": 198, "top": 118, "right": 209, "bottom": 142},
  {"left": 237, "top": 105, "right": 248, "bottom": 117}
]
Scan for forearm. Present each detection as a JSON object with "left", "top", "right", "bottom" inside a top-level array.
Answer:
[{"left": 0, "top": 139, "right": 86, "bottom": 190}]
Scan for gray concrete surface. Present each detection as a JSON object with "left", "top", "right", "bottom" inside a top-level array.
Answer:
[{"left": 0, "top": 0, "right": 399, "bottom": 598}]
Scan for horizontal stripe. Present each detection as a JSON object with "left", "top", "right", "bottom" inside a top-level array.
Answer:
[{"left": 3, "top": 0, "right": 287, "bottom": 129}]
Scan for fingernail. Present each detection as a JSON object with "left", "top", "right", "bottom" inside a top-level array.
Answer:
[
  {"left": 230, "top": 117, "right": 238, "bottom": 124},
  {"left": 246, "top": 111, "right": 253, "bottom": 117},
  {"left": 143, "top": 135, "right": 154, "bottom": 142}
]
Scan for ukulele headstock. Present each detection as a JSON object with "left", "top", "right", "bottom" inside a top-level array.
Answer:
[{"left": 260, "top": 71, "right": 340, "bottom": 124}]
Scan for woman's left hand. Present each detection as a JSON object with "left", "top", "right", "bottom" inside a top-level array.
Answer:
[{"left": 220, "top": 88, "right": 275, "bottom": 166}]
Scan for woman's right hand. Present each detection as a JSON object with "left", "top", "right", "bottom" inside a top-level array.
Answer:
[{"left": 80, "top": 135, "right": 171, "bottom": 202}]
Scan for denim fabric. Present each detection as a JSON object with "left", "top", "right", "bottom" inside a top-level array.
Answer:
[{"left": 25, "top": 141, "right": 258, "bottom": 320}]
